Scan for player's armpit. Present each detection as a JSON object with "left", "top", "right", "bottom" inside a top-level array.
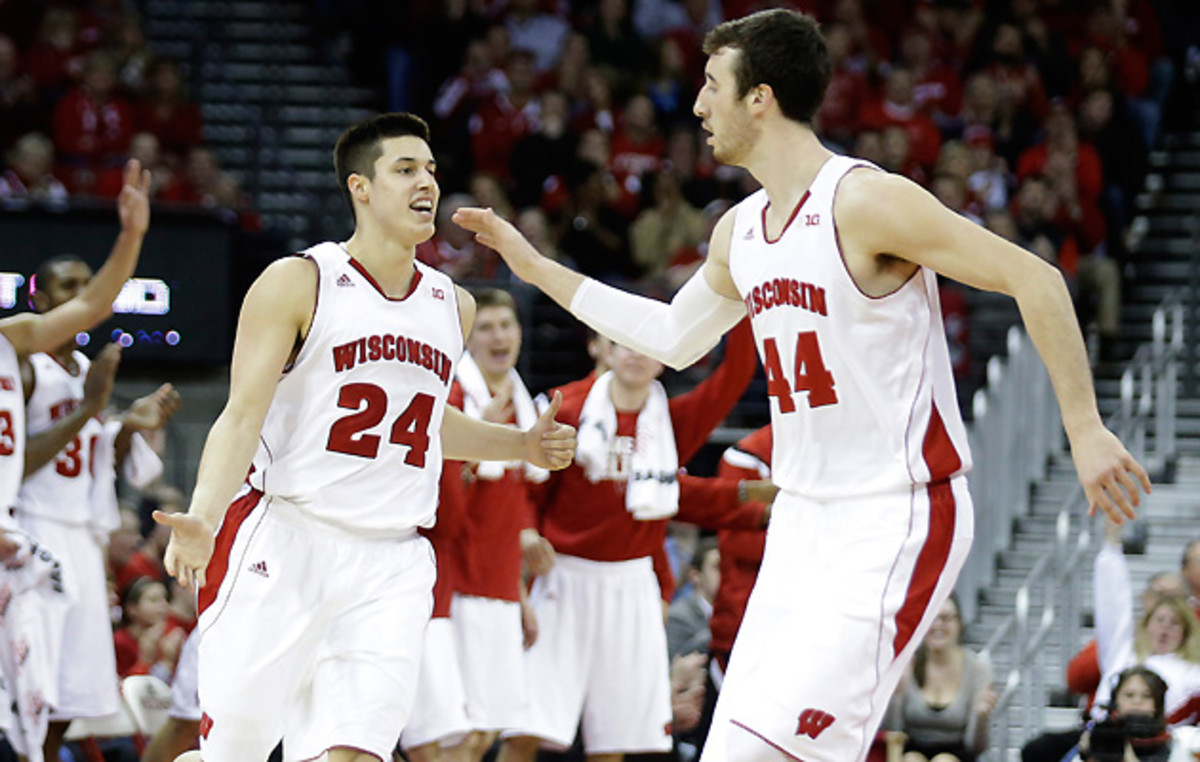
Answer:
[{"left": 834, "top": 169, "right": 1055, "bottom": 299}]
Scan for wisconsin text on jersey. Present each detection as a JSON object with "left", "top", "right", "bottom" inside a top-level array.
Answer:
[
  {"left": 332, "top": 334, "right": 454, "bottom": 385},
  {"left": 743, "top": 277, "right": 828, "bottom": 319}
]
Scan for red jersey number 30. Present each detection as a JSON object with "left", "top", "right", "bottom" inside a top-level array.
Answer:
[{"left": 762, "top": 333, "right": 838, "bottom": 412}]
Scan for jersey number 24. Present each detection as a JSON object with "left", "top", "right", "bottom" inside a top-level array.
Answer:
[{"left": 326, "top": 383, "right": 434, "bottom": 467}]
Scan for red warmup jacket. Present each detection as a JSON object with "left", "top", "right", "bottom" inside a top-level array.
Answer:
[
  {"left": 531, "top": 320, "right": 762, "bottom": 599},
  {"left": 441, "top": 382, "right": 539, "bottom": 604},
  {"left": 710, "top": 425, "right": 771, "bottom": 665}
]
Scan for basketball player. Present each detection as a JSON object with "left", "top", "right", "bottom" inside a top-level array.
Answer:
[
  {"left": 452, "top": 10, "right": 1151, "bottom": 762},
  {"left": 0, "top": 159, "right": 150, "bottom": 759},
  {"left": 0, "top": 159, "right": 150, "bottom": 522},
  {"left": 18, "top": 254, "right": 179, "bottom": 762},
  {"left": 152, "top": 113, "right": 575, "bottom": 762}
]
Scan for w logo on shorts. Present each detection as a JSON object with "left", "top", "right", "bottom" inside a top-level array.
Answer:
[{"left": 795, "top": 708, "right": 835, "bottom": 739}]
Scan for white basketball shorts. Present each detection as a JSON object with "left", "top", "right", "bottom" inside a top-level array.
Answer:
[
  {"left": 401, "top": 616, "right": 471, "bottom": 751},
  {"left": 701, "top": 476, "right": 974, "bottom": 762},
  {"left": 511, "top": 555, "right": 673, "bottom": 754},
  {"left": 168, "top": 628, "right": 200, "bottom": 722},
  {"left": 16, "top": 514, "right": 119, "bottom": 721},
  {"left": 197, "top": 492, "right": 435, "bottom": 761},
  {"left": 451, "top": 594, "right": 528, "bottom": 733}
]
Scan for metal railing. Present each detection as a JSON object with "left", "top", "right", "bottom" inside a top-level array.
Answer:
[{"left": 965, "top": 292, "right": 1184, "bottom": 760}]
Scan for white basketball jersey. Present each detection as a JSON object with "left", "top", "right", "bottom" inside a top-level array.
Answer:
[
  {"left": 0, "top": 335, "right": 25, "bottom": 519},
  {"left": 15, "top": 351, "right": 103, "bottom": 526},
  {"left": 248, "top": 243, "right": 463, "bottom": 537},
  {"left": 728, "top": 155, "right": 971, "bottom": 498}
]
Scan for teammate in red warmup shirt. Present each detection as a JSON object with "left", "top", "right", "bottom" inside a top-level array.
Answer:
[
  {"left": 153, "top": 113, "right": 576, "bottom": 762},
  {"left": 498, "top": 317, "right": 772, "bottom": 762},
  {"left": 456, "top": 9, "right": 1150, "bottom": 760}
]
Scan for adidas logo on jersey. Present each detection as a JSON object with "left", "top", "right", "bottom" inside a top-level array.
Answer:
[
  {"left": 247, "top": 560, "right": 269, "bottom": 578},
  {"left": 336, "top": 273, "right": 355, "bottom": 287},
  {"left": 743, "top": 228, "right": 755, "bottom": 240}
]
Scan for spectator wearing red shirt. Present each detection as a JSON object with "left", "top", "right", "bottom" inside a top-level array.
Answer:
[
  {"left": 898, "top": 26, "right": 963, "bottom": 127},
  {"left": 857, "top": 67, "right": 942, "bottom": 170},
  {"left": 816, "top": 21, "right": 870, "bottom": 150},
  {"left": 26, "top": 7, "right": 86, "bottom": 99},
  {"left": 0, "top": 34, "right": 39, "bottom": 152},
  {"left": 94, "top": 132, "right": 184, "bottom": 201},
  {"left": 979, "top": 21, "right": 1049, "bottom": 125},
  {"left": 469, "top": 49, "right": 539, "bottom": 185},
  {"left": 52, "top": 50, "right": 134, "bottom": 191},
  {"left": 113, "top": 577, "right": 185, "bottom": 681},
  {"left": 610, "top": 93, "right": 663, "bottom": 218},
  {"left": 133, "top": 59, "right": 204, "bottom": 159}
]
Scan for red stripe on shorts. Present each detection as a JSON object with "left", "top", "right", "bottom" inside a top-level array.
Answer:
[
  {"left": 198, "top": 487, "right": 264, "bottom": 616},
  {"left": 892, "top": 401, "right": 960, "bottom": 655}
]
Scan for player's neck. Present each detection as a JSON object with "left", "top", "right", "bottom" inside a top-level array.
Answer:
[
  {"left": 608, "top": 378, "right": 649, "bottom": 412},
  {"left": 746, "top": 124, "right": 832, "bottom": 214},
  {"left": 483, "top": 369, "right": 509, "bottom": 392},
  {"left": 343, "top": 228, "right": 418, "bottom": 298}
]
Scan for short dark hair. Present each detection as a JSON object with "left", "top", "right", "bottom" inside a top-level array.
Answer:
[
  {"left": 31, "top": 254, "right": 87, "bottom": 310},
  {"left": 1110, "top": 665, "right": 1168, "bottom": 719},
  {"left": 333, "top": 112, "right": 431, "bottom": 219},
  {"left": 703, "top": 9, "right": 830, "bottom": 125},
  {"left": 472, "top": 287, "right": 518, "bottom": 317}
]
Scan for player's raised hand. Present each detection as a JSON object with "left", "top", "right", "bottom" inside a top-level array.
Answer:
[
  {"left": 1071, "top": 423, "right": 1151, "bottom": 525},
  {"left": 154, "top": 510, "right": 217, "bottom": 592},
  {"left": 522, "top": 390, "right": 575, "bottom": 470},
  {"left": 117, "top": 158, "right": 152, "bottom": 237},
  {"left": 123, "top": 383, "right": 182, "bottom": 431},
  {"left": 452, "top": 207, "right": 543, "bottom": 281}
]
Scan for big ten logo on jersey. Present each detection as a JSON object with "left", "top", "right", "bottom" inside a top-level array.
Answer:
[{"left": 795, "top": 708, "right": 836, "bottom": 740}]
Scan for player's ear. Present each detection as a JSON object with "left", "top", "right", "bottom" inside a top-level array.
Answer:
[
  {"left": 347, "top": 173, "right": 369, "bottom": 205},
  {"left": 749, "top": 84, "right": 773, "bottom": 110}
]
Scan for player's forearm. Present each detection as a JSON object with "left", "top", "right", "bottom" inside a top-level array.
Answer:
[
  {"left": 569, "top": 272, "right": 744, "bottom": 370},
  {"left": 81, "top": 229, "right": 144, "bottom": 322},
  {"left": 186, "top": 408, "right": 264, "bottom": 531},
  {"left": 441, "top": 407, "right": 526, "bottom": 463},
  {"left": 1011, "top": 264, "right": 1104, "bottom": 439},
  {"left": 23, "top": 408, "right": 97, "bottom": 476}
]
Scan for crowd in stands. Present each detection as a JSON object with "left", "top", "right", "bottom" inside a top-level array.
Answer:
[
  {"left": 0, "top": 0, "right": 1191, "bottom": 760},
  {"left": 394, "top": 0, "right": 1172, "bottom": 364},
  {"left": 0, "top": 1, "right": 247, "bottom": 213}
]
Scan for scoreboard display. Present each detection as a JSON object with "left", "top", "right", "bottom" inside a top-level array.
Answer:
[{"left": 0, "top": 206, "right": 236, "bottom": 366}]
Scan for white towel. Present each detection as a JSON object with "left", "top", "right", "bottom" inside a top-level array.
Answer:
[
  {"left": 455, "top": 351, "right": 549, "bottom": 483},
  {"left": 575, "top": 371, "right": 679, "bottom": 520}
]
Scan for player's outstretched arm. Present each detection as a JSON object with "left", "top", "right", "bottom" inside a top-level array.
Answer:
[
  {"left": 835, "top": 170, "right": 1151, "bottom": 523},
  {"left": 155, "top": 257, "right": 316, "bottom": 591},
  {"left": 0, "top": 160, "right": 151, "bottom": 358},
  {"left": 453, "top": 206, "right": 746, "bottom": 370},
  {"left": 442, "top": 390, "right": 576, "bottom": 471}
]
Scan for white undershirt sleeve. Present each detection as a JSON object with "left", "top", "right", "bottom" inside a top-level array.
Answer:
[{"left": 568, "top": 273, "right": 748, "bottom": 370}]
